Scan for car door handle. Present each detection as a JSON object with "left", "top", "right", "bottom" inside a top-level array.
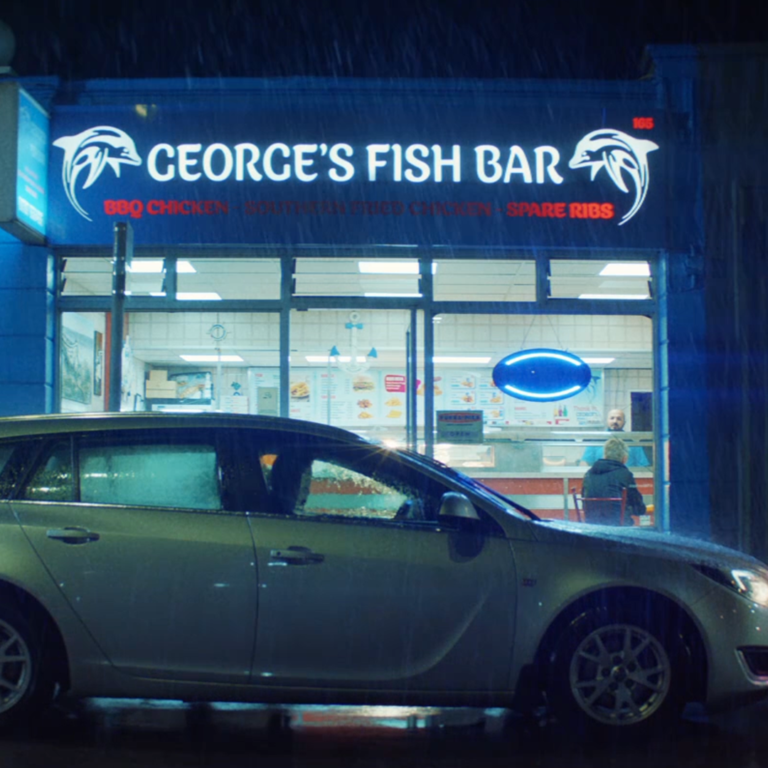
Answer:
[
  {"left": 269, "top": 546, "right": 324, "bottom": 566},
  {"left": 46, "top": 527, "right": 101, "bottom": 545}
]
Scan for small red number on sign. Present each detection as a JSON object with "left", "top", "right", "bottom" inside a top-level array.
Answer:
[{"left": 633, "top": 117, "right": 655, "bottom": 130}]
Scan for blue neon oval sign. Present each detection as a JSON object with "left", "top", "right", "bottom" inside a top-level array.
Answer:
[{"left": 492, "top": 348, "right": 592, "bottom": 402}]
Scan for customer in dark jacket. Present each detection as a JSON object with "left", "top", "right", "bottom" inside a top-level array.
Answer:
[{"left": 582, "top": 437, "right": 646, "bottom": 525}]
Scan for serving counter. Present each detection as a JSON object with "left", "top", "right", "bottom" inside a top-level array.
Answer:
[
  {"left": 470, "top": 471, "right": 654, "bottom": 522},
  {"left": 433, "top": 429, "right": 655, "bottom": 524}
]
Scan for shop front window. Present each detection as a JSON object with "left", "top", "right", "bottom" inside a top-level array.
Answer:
[
  {"left": 176, "top": 258, "right": 280, "bottom": 300},
  {"left": 431, "top": 313, "right": 654, "bottom": 523},
  {"left": 293, "top": 257, "right": 422, "bottom": 298},
  {"left": 61, "top": 255, "right": 281, "bottom": 300},
  {"left": 548, "top": 258, "right": 652, "bottom": 300},
  {"left": 57, "top": 252, "right": 659, "bottom": 526},
  {"left": 60, "top": 257, "right": 112, "bottom": 296},
  {"left": 59, "top": 311, "right": 279, "bottom": 415},
  {"left": 433, "top": 258, "right": 535, "bottom": 302}
]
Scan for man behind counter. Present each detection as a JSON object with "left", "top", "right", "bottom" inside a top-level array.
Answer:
[{"left": 577, "top": 408, "right": 651, "bottom": 468}]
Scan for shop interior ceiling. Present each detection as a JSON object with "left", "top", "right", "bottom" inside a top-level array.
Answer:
[{"left": 63, "top": 256, "right": 653, "bottom": 371}]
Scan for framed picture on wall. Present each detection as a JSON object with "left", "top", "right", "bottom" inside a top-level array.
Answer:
[
  {"left": 93, "top": 331, "right": 104, "bottom": 396},
  {"left": 61, "top": 319, "right": 94, "bottom": 405}
]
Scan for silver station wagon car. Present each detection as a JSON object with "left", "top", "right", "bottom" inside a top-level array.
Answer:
[{"left": 1, "top": 412, "right": 768, "bottom": 734}]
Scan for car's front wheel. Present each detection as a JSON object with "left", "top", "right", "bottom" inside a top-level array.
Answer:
[
  {"left": 547, "top": 610, "right": 683, "bottom": 734},
  {"left": 0, "top": 606, "right": 55, "bottom": 727}
]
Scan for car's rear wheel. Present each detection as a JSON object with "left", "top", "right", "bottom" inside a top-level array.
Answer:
[
  {"left": 547, "top": 610, "right": 684, "bottom": 735},
  {"left": 0, "top": 607, "right": 55, "bottom": 727}
]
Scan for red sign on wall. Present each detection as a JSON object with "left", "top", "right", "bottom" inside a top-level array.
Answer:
[{"left": 385, "top": 374, "right": 406, "bottom": 393}]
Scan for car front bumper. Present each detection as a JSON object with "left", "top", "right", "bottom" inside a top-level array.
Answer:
[{"left": 691, "top": 585, "right": 768, "bottom": 713}]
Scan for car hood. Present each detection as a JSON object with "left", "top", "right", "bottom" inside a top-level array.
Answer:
[{"left": 531, "top": 520, "right": 767, "bottom": 572}]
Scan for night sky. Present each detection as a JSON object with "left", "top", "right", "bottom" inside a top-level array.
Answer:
[{"left": 3, "top": 0, "right": 768, "bottom": 81}]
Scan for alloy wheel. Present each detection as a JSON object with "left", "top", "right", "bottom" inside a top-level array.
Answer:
[
  {"left": 0, "top": 618, "right": 32, "bottom": 714},
  {"left": 568, "top": 623, "right": 671, "bottom": 726}
]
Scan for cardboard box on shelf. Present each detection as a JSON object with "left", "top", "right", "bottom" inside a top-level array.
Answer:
[
  {"left": 146, "top": 390, "right": 178, "bottom": 400},
  {"left": 148, "top": 369, "right": 170, "bottom": 384},
  {"left": 146, "top": 378, "right": 178, "bottom": 399}
]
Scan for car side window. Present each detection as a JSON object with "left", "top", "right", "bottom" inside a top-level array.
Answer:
[
  {"left": 0, "top": 440, "right": 45, "bottom": 500},
  {"left": 79, "top": 442, "right": 221, "bottom": 510},
  {"left": 265, "top": 445, "right": 438, "bottom": 523},
  {"left": 0, "top": 445, "right": 13, "bottom": 475},
  {"left": 21, "top": 440, "right": 75, "bottom": 502},
  {"left": 0, "top": 444, "right": 17, "bottom": 499},
  {"left": 301, "top": 459, "right": 409, "bottom": 520},
  {"left": 20, "top": 435, "right": 222, "bottom": 510}
]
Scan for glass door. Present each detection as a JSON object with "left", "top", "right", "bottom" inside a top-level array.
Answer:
[{"left": 289, "top": 308, "right": 423, "bottom": 450}]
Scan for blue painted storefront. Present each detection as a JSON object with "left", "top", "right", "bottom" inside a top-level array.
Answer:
[{"left": 0, "top": 57, "right": 709, "bottom": 537}]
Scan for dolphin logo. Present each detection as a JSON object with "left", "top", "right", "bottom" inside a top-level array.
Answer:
[
  {"left": 569, "top": 129, "right": 659, "bottom": 225},
  {"left": 53, "top": 126, "right": 142, "bottom": 221}
]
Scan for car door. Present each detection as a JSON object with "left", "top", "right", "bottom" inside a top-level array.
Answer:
[
  {"left": 11, "top": 429, "right": 259, "bottom": 683},
  {"left": 246, "top": 440, "right": 517, "bottom": 693}
]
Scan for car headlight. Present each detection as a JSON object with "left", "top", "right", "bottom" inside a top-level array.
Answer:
[{"left": 694, "top": 564, "right": 768, "bottom": 607}]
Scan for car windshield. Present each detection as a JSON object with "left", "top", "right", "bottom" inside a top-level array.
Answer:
[{"left": 395, "top": 448, "right": 539, "bottom": 522}]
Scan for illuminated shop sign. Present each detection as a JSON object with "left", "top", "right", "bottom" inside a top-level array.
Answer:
[
  {"left": 48, "top": 100, "right": 664, "bottom": 247},
  {"left": 492, "top": 349, "right": 592, "bottom": 402},
  {"left": 0, "top": 83, "right": 49, "bottom": 243}
]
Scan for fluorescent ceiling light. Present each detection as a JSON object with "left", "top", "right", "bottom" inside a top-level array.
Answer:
[
  {"left": 129, "top": 261, "right": 162, "bottom": 273},
  {"left": 434, "top": 356, "right": 492, "bottom": 364},
  {"left": 581, "top": 357, "right": 615, "bottom": 364},
  {"left": 364, "top": 292, "right": 423, "bottom": 298},
  {"left": 178, "top": 292, "right": 221, "bottom": 300},
  {"left": 359, "top": 261, "right": 437, "bottom": 275},
  {"left": 599, "top": 263, "right": 650, "bottom": 277},
  {"left": 180, "top": 354, "right": 244, "bottom": 363},
  {"left": 306, "top": 355, "right": 368, "bottom": 363},
  {"left": 578, "top": 294, "right": 649, "bottom": 300},
  {"left": 151, "top": 291, "right": 220, "bottom": 300},
  {"left": 128, "top": 260, "right": 196, "bottom": 273}
]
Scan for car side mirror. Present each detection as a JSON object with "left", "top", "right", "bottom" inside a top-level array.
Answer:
[{"left": 438, "top": 492, "right": 480, "bottom": 522}]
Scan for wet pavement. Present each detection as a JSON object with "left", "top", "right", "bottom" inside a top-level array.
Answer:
[{"left": 3, "top": 698, "right": 768, "bottom": 767}]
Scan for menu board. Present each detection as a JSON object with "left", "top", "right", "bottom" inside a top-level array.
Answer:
[
  {"left": 485, "top": 371, "right": 604, "bottom": 427},
  {"left": 284, "top": 369, "right": 407, "bottom": 426},
  {"left": 419, "top": 368, "right": 604, "bottom": 428},
  {"left": 248, "top": 366, "right": 604, "bottom": 428}
]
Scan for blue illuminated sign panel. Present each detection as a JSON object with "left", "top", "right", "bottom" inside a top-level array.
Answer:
[
  {"left": 0, "top": 83, "right": 49, "bottom": 243},
  {"left": 492, "top": 349, "right": 593, "bottom": 402},
  {"left": 47, "top": 93, "right": 665, "bottom": 247},
  {"left": 16, "top": 89, "right": 49, "bottom": 236}
]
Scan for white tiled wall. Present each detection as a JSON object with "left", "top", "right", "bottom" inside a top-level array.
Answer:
[
  {"left": 126, "top": 311, "right": 653, "bottom": 410},
  {"left": 130, "top": 311, "right": 651, "bottom": 355},
  {"left": 603, "top": 369, "right": 654, "bottom": 429},
  {"left": 432, "top": 314, "right": 651, "bottom": 352}
]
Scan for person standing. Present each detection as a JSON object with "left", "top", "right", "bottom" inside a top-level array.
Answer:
[
  {"left": 581, "top": 437, "right": 646, "bottom": 525},
  {"left": 578, "top": 408, "right": 650, "bottom": 468}
]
